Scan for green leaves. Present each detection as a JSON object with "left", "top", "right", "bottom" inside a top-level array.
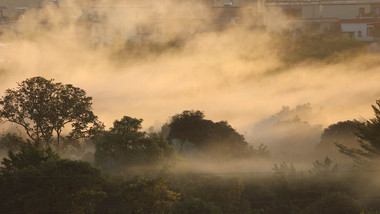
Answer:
[
  {"left": 94, "top": 116, "right": 177, "bottom": 174},
  {"left": 0, "top": 159, "right": 106, "bottom": 213},
  {"left": 0, "top": 142, "right": 59, "bottom": 176},
  {"left": 0, "top": 76, "right": 100, "bottom": 150}
]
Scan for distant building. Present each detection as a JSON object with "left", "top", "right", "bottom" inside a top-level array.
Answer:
[
  {"left": 2, "top": 0, "right": 380, "bottom": 43},
  {"left": 265, "top": 0, "right": 380, "bottom": 41},
  {"left": 0, "top": 0, "right": 53, "bottom": 21},
  {"left": 211, "top": 0, "right": 265, "bottom": 28}
]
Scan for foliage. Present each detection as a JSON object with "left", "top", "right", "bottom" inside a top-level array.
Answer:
[
  {"left": 0, "top": 142, "right": 59, "bottom": 176},
  {"left": 0, "top": 133, "right": 26, "bottom": 153},
  {"left": 317, "top": 120, "right": 358, "bottom": 160},
  {"left": 167, "top": 175, "right": 248, "bottom": 214},
  {"left": 94, "top": 116, "right": 177, "bottom": 174},
  {"left": 0, "top": 159, "right": 106, "bottom": 213},
  {"left": 301, "top": 192, "right": 359, "bottom": 214},
  {"left": 121, "top": 177, "right": 179, "bottom": 214},
  {"left": 96, "top": 177, "right": 179, "bottom": 214},
  {"left": 0, "top": 76, "right": 101, "bottom": 149},
  {"left": 311, "top": 157, "right": 337, "bottom": 175},
  {"left": 2, "top": 77, "right": 380, "bottom": 213},
  {"left": 273, "top": 162, "right": 297, "bottom": 178},
  {"left": 171, "top": 197, "right": 222, "bottom": 214},
  {"left": 166, "top": 110, "right": 268, "bottom": 160},
  {"left": 319, "top": 120, "right": 358, "bottom": 147},
  {"left": 251, "top": 166, "right": 356, "bottom": 214},
  {"left": 0, "top": 135, "right": 376, "bottom": 214},
  {"left": 337, "top": 100, "right": 380, "bottom": 166}
]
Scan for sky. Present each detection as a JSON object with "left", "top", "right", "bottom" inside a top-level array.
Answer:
[{"left": 0, "top": 0, "right": 379, "bottom": 140}]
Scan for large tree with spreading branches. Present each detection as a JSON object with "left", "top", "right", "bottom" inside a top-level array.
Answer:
[{"left": 0, "top": 76, "right": 101, "bottom": 149}]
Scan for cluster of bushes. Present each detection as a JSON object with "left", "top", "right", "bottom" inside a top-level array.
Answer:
[{"left": 2, "top": 144, "right": 380, "bottom": 213}]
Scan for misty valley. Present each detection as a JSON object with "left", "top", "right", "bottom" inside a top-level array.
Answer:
[
  {"left": 0, "top": 77, "right": 380, "bottom": 214},
  {"left": 2, "top": 0, "right": 380, "bottom": 213}
]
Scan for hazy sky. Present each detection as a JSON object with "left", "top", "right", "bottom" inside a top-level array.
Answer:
[{"left": 0, "top": 0, "right": 379, "bottom": 136}]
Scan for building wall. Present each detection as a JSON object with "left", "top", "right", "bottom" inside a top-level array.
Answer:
[
  {"left": 322, "top": 4, "right": 370, "bottom": 19},
  {"left": 214, "top": 0, "right": 243, "bottom": 7},
  {"left": 0, "top": 0, "right": 46, "bottom": 18},
  {"left": 341, "top": 22, "right": 373, "bottom": 41},
  {"left": 302, "top": 5, "right": 321, "bottom": 19}
]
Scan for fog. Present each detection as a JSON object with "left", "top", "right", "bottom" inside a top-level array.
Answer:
[{"left": 0, "top": 0, "right": 379, "bottom": 167}]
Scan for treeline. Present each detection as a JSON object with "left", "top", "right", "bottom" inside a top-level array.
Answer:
[{"left": 1, "top": 77, "right": 380, "bottom": 213}]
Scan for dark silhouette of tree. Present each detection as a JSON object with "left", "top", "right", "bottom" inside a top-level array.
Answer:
[
  {"left": 311, "top": 157, "right": 338, "bottom": 175},
  {"left": 0, "top": 133, "right": 26, "bottom": 153},
  {"left": 166, "top": 110, "right": 267, "bottom": 160},
  {"left": 0, "top": 77, "right": 101, "bottom": 149},
  {"left": 336, "top": 100, "right": 380, "bottom": 166},
  {"left": 318, "top": 120, "right": 358, "bottom": 150},
  {"left": 316, "top": 120, "right": 358, "bottom": 162},
  {"left": 94, "top": 116, "right": 177, "bottom": 173},
  {"left": 273, "top": 162, "right": 297, "bottom": 179},
  {"left": 0, "top": 141, "right": 178, "bottom": 214},
  {"left": 0, "top": 159, "right": 106, "bottom": 213},
  {"left": 0, "top": 142, "right": 59, "bottom": 176}
]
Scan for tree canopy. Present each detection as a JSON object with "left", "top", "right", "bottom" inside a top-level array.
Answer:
[
  {"left": 319, "top": 120, "right": 358, "bottom": 150},
  {"left": 0, "top": 142, "right": 59, "bottom": 176},
  {"left": 316, "top": 120, "right": 358, "bottom": 161},
  {"left": 0, "top": 159, "right": 106, "bottom": 213},
  {"left": 94, "top": 116, "right": 177, "bottom": 174},
  {"left": 0, "top": 77, "right": 101, "bottom": 149},
  {"left": 166, "top": 110, "right": 268, "bottom": 160},
  {"left": 337, "top": 100, "right": 380, "bottom": 166}
]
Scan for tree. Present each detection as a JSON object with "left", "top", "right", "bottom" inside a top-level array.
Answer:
[
  {"left": 316, "top": 120, "right": 358, "bottom": 160},
  {"left": 273, "top": 162, "right": 297, "bottom": 179},
  {"left": 0, "top": 142, "right": 59, "bottom": 176},
  {"left": 0, "top": 142, "right": 106, "bottom": 213},
  {"left": 94, "top": 116, "right": 177, "bottom": 173},
  {"left": 0, "top": 76, "right": 101, "bottom": 149},
  {"left": 121, "top": 177, "right": 179, "bottom": 214},
  {"left": 336, "top": 100, "right": 380, "bottom": 166},
  {"left": 166, "top": 110, "right": 266, "bottom": 160},
  {"left": 0, "top": 159, "right": 106, "bottom": 213},
  {"left": 0, "top": 133, "right": 26, "bottom": 153},
  {"left": 311, "top": 157, "right": 338, "bottom": 175}
]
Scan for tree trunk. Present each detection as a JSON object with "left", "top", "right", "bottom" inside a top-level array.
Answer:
[{"left": 56, "top": 131, "right": 61, "bottom": 151}]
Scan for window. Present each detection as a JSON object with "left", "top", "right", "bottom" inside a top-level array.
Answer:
[
  {"left": 359, "top": 7, "right": 365, "bottom": 16},
  {"left": 358, "top": 31, "right": 362, "bottom": 37},
  {"left": 367, "top": 25, "right": 374, "bottom": 37}
]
